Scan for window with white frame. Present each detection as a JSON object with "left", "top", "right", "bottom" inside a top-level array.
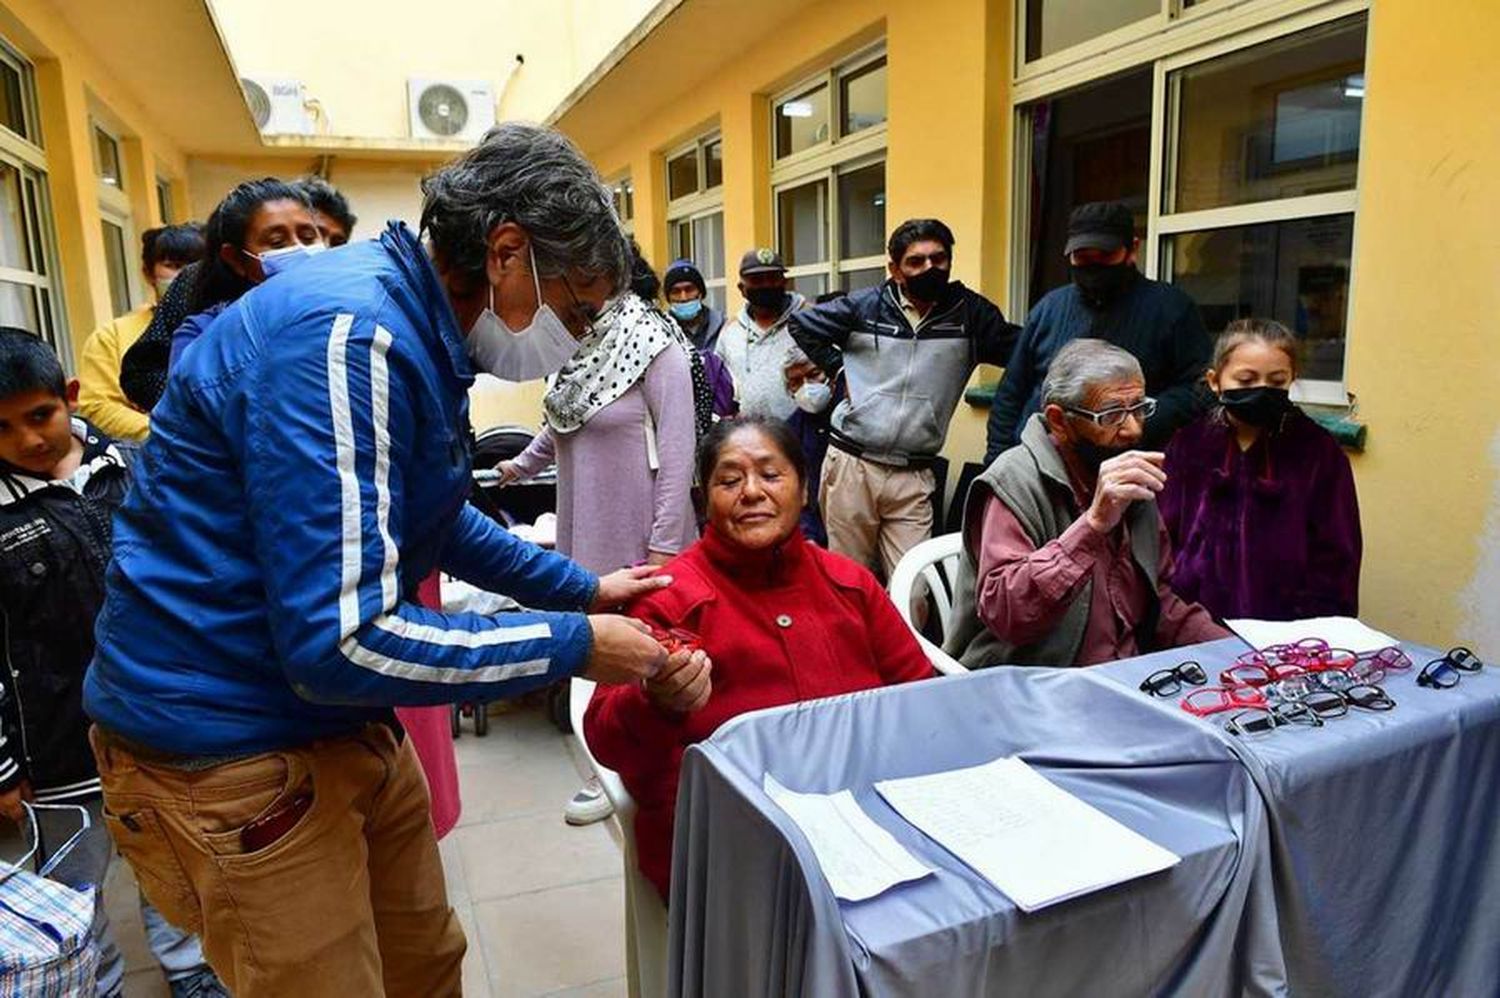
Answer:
[
  {"left": 608, "top": 174, "right": 634, "bottom": 234},
  {"left": 665, "top": 133, "right": 726, "bottom": 312},
  {"left": 93, "top": 118, "right": 137, "bottom": 316},
  {"left": 0, "top": 39, "right": 65, "bottom": 358},
  {"left": 1011, "top": 2, "right": 1368, "bottom": 402},
  {"left": 771, "top": 46, "right": 888, "bottom": 298}
]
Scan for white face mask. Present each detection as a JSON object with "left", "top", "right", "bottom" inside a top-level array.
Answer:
[
  {"left": 245, "top": 240, "right": 326, "bottom": 280},
  {"left": 794, "top": 380, "right": 833, "bottom": 413},
  {"left": 154, "top": 274, "right": 177, "bottom": 299},
  {"left": 466, "top": 245, "right": 581, "bottom": 382}
]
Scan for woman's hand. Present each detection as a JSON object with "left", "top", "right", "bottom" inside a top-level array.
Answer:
[
  {"left": 496, "top": 461, "right": 520, "bottom": 487},
  {"left": 646, "top": 648, "right": 713, "bottom": 714},
  {"left": 592, "top": 565, "right": 673, "bottom": 610}
]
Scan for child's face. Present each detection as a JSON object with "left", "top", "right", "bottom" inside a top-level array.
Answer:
[
  {"left": 0, "top": 387, "right": 75, "bottom": 476},
  {"left": 1207, "top": 340, "right": 1296, "bottom": 394}
]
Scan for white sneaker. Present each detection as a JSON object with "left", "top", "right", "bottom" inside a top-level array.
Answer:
[{"left": 564, "top": 778, "right": 613, "bottom": 826}]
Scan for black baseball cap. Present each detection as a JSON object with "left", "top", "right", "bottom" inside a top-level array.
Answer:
[
  {"left": 1064, "top": 201, "right": 1136, "bottom": 257},
  {"left": 738, "top": 247, "right": 786, "bottom": 276}
]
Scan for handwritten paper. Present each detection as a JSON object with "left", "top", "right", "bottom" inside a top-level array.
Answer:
[
  {"left": 763, "top": 775, "right": 932, "bottom": 902},
  {"left": 875, "top": 757, "right": 1179, "bottom": 912},
  {"left": 1227, "top": 616, "right": 1398, "bottom": 655}
]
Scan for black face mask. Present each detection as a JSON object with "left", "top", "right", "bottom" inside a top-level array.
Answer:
[
  {"left": 1071, "top": 263, "right": 1136, "bottom": 310},
  {"left": 744, "top": 286, "right": 788, "bottom": 312},
  {"left": 1220, "top": 386, "right": 1292, "bottom": 428},
  {"left": 904, "top": 266, "right": 950, "bottom": 303}
]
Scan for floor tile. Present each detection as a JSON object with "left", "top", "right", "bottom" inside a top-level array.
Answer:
[
  {"left": 453, "top": 810, "right": 623, "bottom": 902},
  {"left": 474, "top": 877, "right": 626, "bottom": 997},
  {"left": 456, "top": 902, "right": 493, "bottom": 998},
  {"left": 456, "top": 744, "right": 588, "bottom": 826}
]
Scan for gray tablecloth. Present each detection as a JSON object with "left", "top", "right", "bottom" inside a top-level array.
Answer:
[
  {"left": 1098, "top": 638, "right": 1500, "bottom": 998},
  {"left": 668, "top": 666, "right": 1287, "bottom": 998}
]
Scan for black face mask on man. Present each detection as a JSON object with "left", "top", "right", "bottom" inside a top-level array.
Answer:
[
  {"left": 1070, "top": 436, "right": 1129, "bottom": 476},
  {"left": 904, "top": 266, "right": 950, "bottom": 302},
  {"left": 1071, "top": 262, "right": 1136, "bottom": 310},
  {"left": 1219, "top": 386, "right": 1292, "bottom": 428},
  {"left": 744, "top": 286, "right": 788, "bottom": 312}
]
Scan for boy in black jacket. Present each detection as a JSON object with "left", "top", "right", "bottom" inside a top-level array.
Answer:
[{"left": 0, "top": 329, "right": 224, "bottom": 998}]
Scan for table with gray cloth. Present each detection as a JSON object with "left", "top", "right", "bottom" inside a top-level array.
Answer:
[
  {"left": 1098, "top": 637, "right": 1500, "bottom": 998},
  {"left": 667, "top": 665, "right": 1287, "bottom": 998}
]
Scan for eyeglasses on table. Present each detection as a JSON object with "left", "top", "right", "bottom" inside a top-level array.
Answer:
[
  {"left": 1139, "top": 660, "right": 1208, "bottom": 697},
  {"left": 1181, "top": 685, "right": 1267, "bottom": 717},
  {"left": 1418, "top": 646, "right": 1485, "bottom": 689},
  {"left": 1224, "top": 701, "right": 1324, "bottom": 736}
]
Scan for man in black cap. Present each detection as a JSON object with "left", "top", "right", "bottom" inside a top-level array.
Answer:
[
  {"left": 715, "top": 248, "right": 807, "bottom": 419},
  {"left": 662, "top": 258, "right": 726, "bottom": 354},
  {"left": 985, "top": 201, "right": 1210, "bottom": 462}
]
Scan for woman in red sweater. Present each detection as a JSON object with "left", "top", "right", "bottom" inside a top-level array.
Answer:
[{"left": 584, "top": 415, "right": 934, "bottom": 899}]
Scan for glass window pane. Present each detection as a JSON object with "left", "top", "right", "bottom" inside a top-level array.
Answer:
[
  {"left": 776, "top": 180, "right": 828, "bottom": 267},
  {"left": 0, "top": 281, "right": 38, "bottom": 331},
  {"left": 840, "top": 267, "right": 884, "bottom": 293},
  {"left": 0, "top": 61, "right": 25, "bottom": 140},
  {"left": 841, "top": 59, "right": 887, "bottom": 136},
  {"left": 704, "top": 139, "right": 723, "bottom": 190},
  {"left": 0, "top": 164, "right": 32, "bottom": 271},
  {"left": 692, "top": 212, "right": 725, "bottom": 282},
  {"left": 775, "top": 84, "right": 830, "bottom": 159},
  {"left": 1167, "top": 214, "right": 1354, "bottom": 382},
  {"left": 1025, "top": 0, "right": 1158, "bottom": 63},
  {"left": 706, "top": 284, "right": 727, "bottom": 315},
  {"left": 838, "top": 161, "right": 886, "bottom": 260},
  {"left": 1172, "top": 16, "right": 1367, "bottom": 213},
  {"left": 1022, "top": 69, "right": 1151, "bottom": 308},
  {"left": 670, "top": 219, "right": 692, "bottom": 261},
  {"left": 95, "top": 128, "right": 123, "bottom": 189},
  {"left": 156, "top": 178, "right": 174, "bottom": 223},
  {"left": 611, "top": 178, "right": 634, "bottom": 222},
  {"left": 790, "top": 273, "right": 828, "bottom": 299},
  {"left": 101, "top": 219, "right": 131, "bottom": 316},
  {"left": 667, "top": 151, "right": 698, "bottom": 200}
]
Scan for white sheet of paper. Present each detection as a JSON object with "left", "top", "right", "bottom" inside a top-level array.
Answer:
[
  {"left": 763, "top": 775, "right": 933, "bottom": 903},
  {"left": 874, "top": 757, "right": 1180, "bottom": 913},
  {"left": 1226, "top": 616, "right": 1398, "bottom": 655}
]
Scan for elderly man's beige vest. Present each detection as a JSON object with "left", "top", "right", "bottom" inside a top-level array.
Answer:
[{"left": 945, "top": 414, "right": 1163, "bottom": 669}]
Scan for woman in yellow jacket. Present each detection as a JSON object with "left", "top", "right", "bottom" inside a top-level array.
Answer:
[{"left": 76, "top": 223, "right": 204, "bottom": 440}]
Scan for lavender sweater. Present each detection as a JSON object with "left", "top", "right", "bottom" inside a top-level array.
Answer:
[
  {"left": 511, "top": 343, "right": 699, "bottom": 574},
  {"left": 1159, "top": 408, "right": 1361, "bottom": 621}
]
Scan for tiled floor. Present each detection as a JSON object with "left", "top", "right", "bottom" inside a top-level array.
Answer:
[{"left": 113, "top": 702, "right": 628, "bottom": 997}]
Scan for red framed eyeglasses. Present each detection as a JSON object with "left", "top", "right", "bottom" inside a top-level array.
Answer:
[
  {"left": 1181, "top": 685, "right": 1268, "bottom": 717},
  {"left": 646, "top": 625, "right": 702, "bottom": 655}
]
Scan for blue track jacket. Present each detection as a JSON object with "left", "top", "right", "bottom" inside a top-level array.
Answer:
[{"left": 84, "top": 223, "right": 598, "bottom": 754}]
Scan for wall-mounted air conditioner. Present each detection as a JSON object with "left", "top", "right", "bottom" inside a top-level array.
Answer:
[
  {"left": 239, "top": 76, "right": 314, "bottom": 135},
  {"left": 408, "top": 79, "right": 497, "bottom": 141}
]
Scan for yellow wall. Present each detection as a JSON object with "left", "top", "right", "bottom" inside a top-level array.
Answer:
[
  {"left": 210, "top": 0, "right": 658, "bottom": 138},
  {"left": 1343, "top": 0, "right": 1500, "bottom": 656},
  {"left": 0, "top": 0, "right": 195, "bottom": 365},
  {"left": 571, "top": 0, "right": 1012, "bottom": 499}
]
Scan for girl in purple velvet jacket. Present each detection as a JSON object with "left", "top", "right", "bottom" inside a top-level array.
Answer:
[{"left": 1160, "top": 318, "right": 1361, "bottom": 621}]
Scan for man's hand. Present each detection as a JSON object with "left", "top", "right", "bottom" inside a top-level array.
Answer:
[
  {"left": 584, "top": 615, "right": 668, "bottom": 685},
  {"left": 592, "top": 565, "right": 672, "bottom": 610},
  {"left": 645, "top": 648, "right": 713, "bottom": 714},
  {"left": 1085, "top": 451, "right": 1167, "bottom": 534},
  {"left": 0, "top": 780, "right": 32, "bottom": 824}
]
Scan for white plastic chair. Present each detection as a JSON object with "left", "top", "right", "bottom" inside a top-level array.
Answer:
[
  {"left": 569, "top": 677, "right": 668, "bottom": 998},
  {"left": 887, "top": 532, "right": 969, "bottom": 675}
]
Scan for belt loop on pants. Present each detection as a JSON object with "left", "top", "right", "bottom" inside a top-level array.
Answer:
[{"left": 828, "top": 433, "right": 939, "bottom": 471}]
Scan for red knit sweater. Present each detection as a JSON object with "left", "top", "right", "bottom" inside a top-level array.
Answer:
[{"left": 583, "top": 526, "right": 934, "bottom": 899}]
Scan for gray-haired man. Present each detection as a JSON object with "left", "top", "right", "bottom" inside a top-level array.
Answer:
[
  {"left": 946, "top": 339, "right": 1226, "bottom": 670},
  {"left": 85, "top": 123, "right": 673, "bottom": 996}
]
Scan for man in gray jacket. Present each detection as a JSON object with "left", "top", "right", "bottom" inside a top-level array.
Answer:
[{"left": 789, "top": 218, "right": 1019, "bottom": 579}]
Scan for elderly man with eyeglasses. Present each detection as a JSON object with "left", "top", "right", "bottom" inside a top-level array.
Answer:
[{"left": 947, "top": 338, "right": 1228, "bottom": 670}]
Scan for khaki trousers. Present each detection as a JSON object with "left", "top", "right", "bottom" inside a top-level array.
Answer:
[
  {"left": 91, "top": 723, "right": 465, "bottom": 998},
  {"left": 819, "top": 445, "right": 935, "bottom": 581}
]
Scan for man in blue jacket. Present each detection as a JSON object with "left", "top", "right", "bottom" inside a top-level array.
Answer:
[
  {"left": 84, "top": 124, "right": 676, "bottom": 997},
  {"left": 985, "top": 201, "right": 1212, "bottom": 462}
]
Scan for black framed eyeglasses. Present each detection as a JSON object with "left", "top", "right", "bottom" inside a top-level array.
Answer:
[
  {"left": 1140, "top": 660, "right": 1207, "bottom": 697},
  {"left": 1225, "top": 701, "right": 1323, "bottom": 736},
  {"left": 1418, "top": 646, "right": 1485, "bottom": 689},
  {"left": 558, "top": 272, "right": 603, "bottom": 336},
  {"left": 1065, "top": 397, "right": 1158, "bottom": 429}
]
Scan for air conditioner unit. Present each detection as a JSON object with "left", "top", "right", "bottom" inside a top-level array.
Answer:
[
  {"left": 408, "top": 79, "right": 496, "bottom": 141},
  {"left": 239, "top": 76, "right": 314, "bottom": 135}
]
